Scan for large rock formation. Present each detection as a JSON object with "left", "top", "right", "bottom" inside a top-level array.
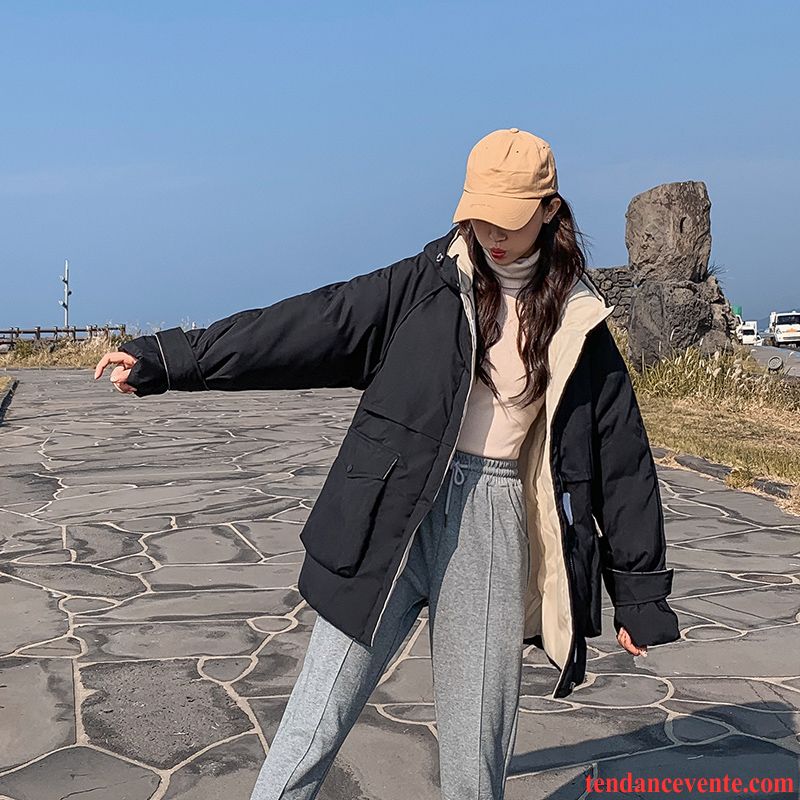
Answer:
[
  {"left": 625, "top": 180, "right": 712, "bottom": 282},
  {"left": 624, "top": 181, "right": 737, "bottom": 366}
]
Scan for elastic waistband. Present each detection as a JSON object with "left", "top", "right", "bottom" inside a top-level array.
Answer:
[{"left": 450, "top": 448, "right": 519, "bottom": 479}]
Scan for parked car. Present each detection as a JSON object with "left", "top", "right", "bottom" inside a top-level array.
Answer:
[
  {"left": 763, "top": 311, "right": 800, "bottom": 348},
  {"left": 735, "top": 319, "right": 761, "bottom": 346}
]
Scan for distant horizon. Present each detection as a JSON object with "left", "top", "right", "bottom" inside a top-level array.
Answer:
[
  {"left": 2, "top": 1, "right": 797, "bottom": 329},
  {"left": 6, "top": 230, "right": 793, "bottom": 335}
]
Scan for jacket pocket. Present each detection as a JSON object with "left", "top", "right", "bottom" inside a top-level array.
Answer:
[
  {"left": 562, "top": 477, "right": 603, "bottom": 638},
  {"left": 300, "top": 427, "right": 400, "bottom": 578}
]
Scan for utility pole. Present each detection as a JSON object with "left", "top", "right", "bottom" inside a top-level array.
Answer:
[{"left": 58, "top": 259, "right": 72, "bottom": 327}]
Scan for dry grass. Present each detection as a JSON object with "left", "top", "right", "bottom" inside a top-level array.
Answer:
[
  {"left": 609, "top": 322, "right": 800, "bottom": 512},
  {"left": 0, "top": 332, "right": 135, "bottom": 370},
  {"left": 612, "top": 323, "right": 800, "bottom": 413},
  {"left": 637, "top": 396, "right": 800, "bottom": 483}
]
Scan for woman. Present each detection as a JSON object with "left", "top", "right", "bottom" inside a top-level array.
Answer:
[{"left": 95, "top": 128, "right": 681, "bottom": 799}]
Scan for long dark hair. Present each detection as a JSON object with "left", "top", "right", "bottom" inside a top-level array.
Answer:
[{"left": 457, "top": 193, "right": 590, "bottom": 407}]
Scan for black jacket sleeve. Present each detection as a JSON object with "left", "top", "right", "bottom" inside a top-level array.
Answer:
[
  {"left": 587, "top": 321, "right": 680, "bottom": 648},
  {"left": 118, "top": 264, "right": 397, "bottom": 398}
]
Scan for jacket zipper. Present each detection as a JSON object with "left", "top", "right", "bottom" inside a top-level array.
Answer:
[{"left": 369, "top": 260, "right": 477, "bottom": 647}]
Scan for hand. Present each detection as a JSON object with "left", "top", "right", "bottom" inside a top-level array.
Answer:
[
  {"left": 617, "top": 626, "right": 647, "bottom": 657},
  {"left": 94, "top": 351, "right": 138, "bottom": 394}
]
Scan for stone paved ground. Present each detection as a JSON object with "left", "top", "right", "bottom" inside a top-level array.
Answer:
[{"left": 1, "top": 369, "right": 799, "bottom": 800}]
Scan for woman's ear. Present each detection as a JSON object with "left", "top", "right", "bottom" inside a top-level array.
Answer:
[{"left": 546, "top": 197, "right": 562, "bottom": 220}]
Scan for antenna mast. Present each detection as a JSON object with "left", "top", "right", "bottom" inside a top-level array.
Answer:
[{"left": 58, "top": 259, "right": 72, "bottom": 327}]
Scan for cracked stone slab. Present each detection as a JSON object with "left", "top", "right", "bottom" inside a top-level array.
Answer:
[
  {"left": 115, "top": 515, "right": 176, "bottom": 534},
  {"left": 671, "top": 568, "right": 760, "bottom": 597},
  {"left": 61, "top": 597, "right": 117, "bottom": 613},
  {"left": 18, "top": 635, "right": 82, "bottom": 657},
  {"left": 671, "top": 584, "right": 800, "bottom": 628},
  {"left": 559, "top": 673, "right": 671, "bottom": 707},
  {"left": 0, "top": 658, "right": 75, "bottom": 770},
  {"left": 0, "top": 513, "right": 63, "bottom": 561},
  {"left": 664, "top": 516, "right": 757, "bottom": 541},
  {"left": 684, "top": 490, "right": 800, "bottom": 527},
  {"left": 667, "top": 546, "right": 800, "bottom": 574},
  {"left": 1, "top": 563, "right": 145, "bottom": 599},
  {"left": 370, "top": 651, "right": 435, "bottom": 705},
  {"left": 14, "top": 550, "right": 72, "bottom": 564},
  {"left": 0, "top": 576, "right": 68, "bottom": 654},
  {"left": 77, "top": 621, "right": 266, "bottom": 661},
  {"left": 233, "top": 623, "right": 315, "bottom": 697},
  {"left": 685, "top": 528, "right": 800, "bottom": 557},
  {"left": 72, "top": 587, "right": 298, "bottom": 623},
  {"left": 80, "top": 659, "right": 253, "bottom": 769},
  {"left": 313, "top": 705, "right": 438, "bottom": 800},
  {"left": 162, "top": 734, "right": 265, "bottom": 799},
  {"left": 0, "top": 472, "right": 60, "bottom": 507},
  {"left": 591, "top": 625, "right": 800, "bottom": 678},
  {"left": 249, "top": 697, "right": 291, "bottom": 743},
  {"left": 202, "top": 657, "right": 254, "bottom": 682},
  {"left": 146, "top": 563, "right": 298, "bottom": 591},
  {"left": 32, "top": 484, "right": 292, "bottom": 525},
  {"left": 66, "top": 523, "right": 144, "bottom": 562},
  {"left": 146, "top": 525, "right": 262, "bottom": 565},
  {"left": 663, "top": 698, "right": 800, "bottom": 739},
  {"left": 513, "top": 705, "right": 673, "bottom": 773},
  {"left": 229, "top": 520, "right": 310, "bottom": 558},
  {"left": 0, "top": 745, "right": 160, "bottom": 800},
  {"left": 109, "top": 554, "right": 157, "bottom": 573}
]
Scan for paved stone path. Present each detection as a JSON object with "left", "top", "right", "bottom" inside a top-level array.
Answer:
[{"left": 0, "top": 369, "right": 799, "bottom": 800}]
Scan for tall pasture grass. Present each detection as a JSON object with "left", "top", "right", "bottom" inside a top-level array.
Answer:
[{"left": 610, "top": 322, "right": 800, "bottom": 413}]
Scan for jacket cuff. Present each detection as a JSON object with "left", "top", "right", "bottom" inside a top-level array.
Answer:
[
  {"left": 603, "top": 567, "right": 680, "bottom": 648},
  {"left": 118, "top": 336, "right": 169, "bottom": 397},
  {"left": 602, "top": 566, "right": 674, "bottom": 605},
  {"left": 613, "top": 598, "right": 681, "bottom": 647},
  {"left": 153, "top": 327, "right": 207, "bottom": 392}
]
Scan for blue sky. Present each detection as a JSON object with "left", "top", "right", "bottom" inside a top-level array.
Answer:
[{"left": 1, "top": 1, "right": 797, "bottom": 332}]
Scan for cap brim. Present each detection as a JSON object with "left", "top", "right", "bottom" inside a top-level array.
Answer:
[{"left": 452, "top": 193, "right": 542, "bottom": 231}]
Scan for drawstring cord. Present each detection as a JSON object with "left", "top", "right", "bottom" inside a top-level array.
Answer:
[{"left": 444, "top": 458, "right": 466, "bottom": 518}]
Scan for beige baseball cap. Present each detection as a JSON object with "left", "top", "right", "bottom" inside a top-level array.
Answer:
[{"left": 452, "top": 127, "right": 559, "bottom": 230}]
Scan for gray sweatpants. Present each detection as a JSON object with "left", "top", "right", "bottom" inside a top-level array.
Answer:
[{"left": 249, "top": 449, "right": 530, "bottom": 800}]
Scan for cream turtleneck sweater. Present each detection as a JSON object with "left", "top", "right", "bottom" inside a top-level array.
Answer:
[{"left": 455, "top": 245, "right": 547, "bottom": 461}]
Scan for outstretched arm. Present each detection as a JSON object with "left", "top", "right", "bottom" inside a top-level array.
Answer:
[
  {"left": 587, "top": 321, "right": 681, "bottom": 649},
  {"left": 117, "top": 263, "right": 400, "bottom": 397}
]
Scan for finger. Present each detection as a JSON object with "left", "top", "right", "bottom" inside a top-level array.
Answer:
[
  {"left": 94, "top": 354, "right": 110, "bottom": 379},
  {"left": 111, "top": 378, "right": 136, "bottom": 394},
  {"left": 624, "top": 629, "right": 645, "bottom": 656},
  {"left": 110, "top": 366, "right": 136, "bottom": 394},
  {"left": 617, "top": 627, "right": 641, "bottom": 656},
  {"left": 623, "top": 635, "right": 646, "bottom": 657},
  {"left": 95, "top": 352, "right": 134, "bottom": 380}
]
